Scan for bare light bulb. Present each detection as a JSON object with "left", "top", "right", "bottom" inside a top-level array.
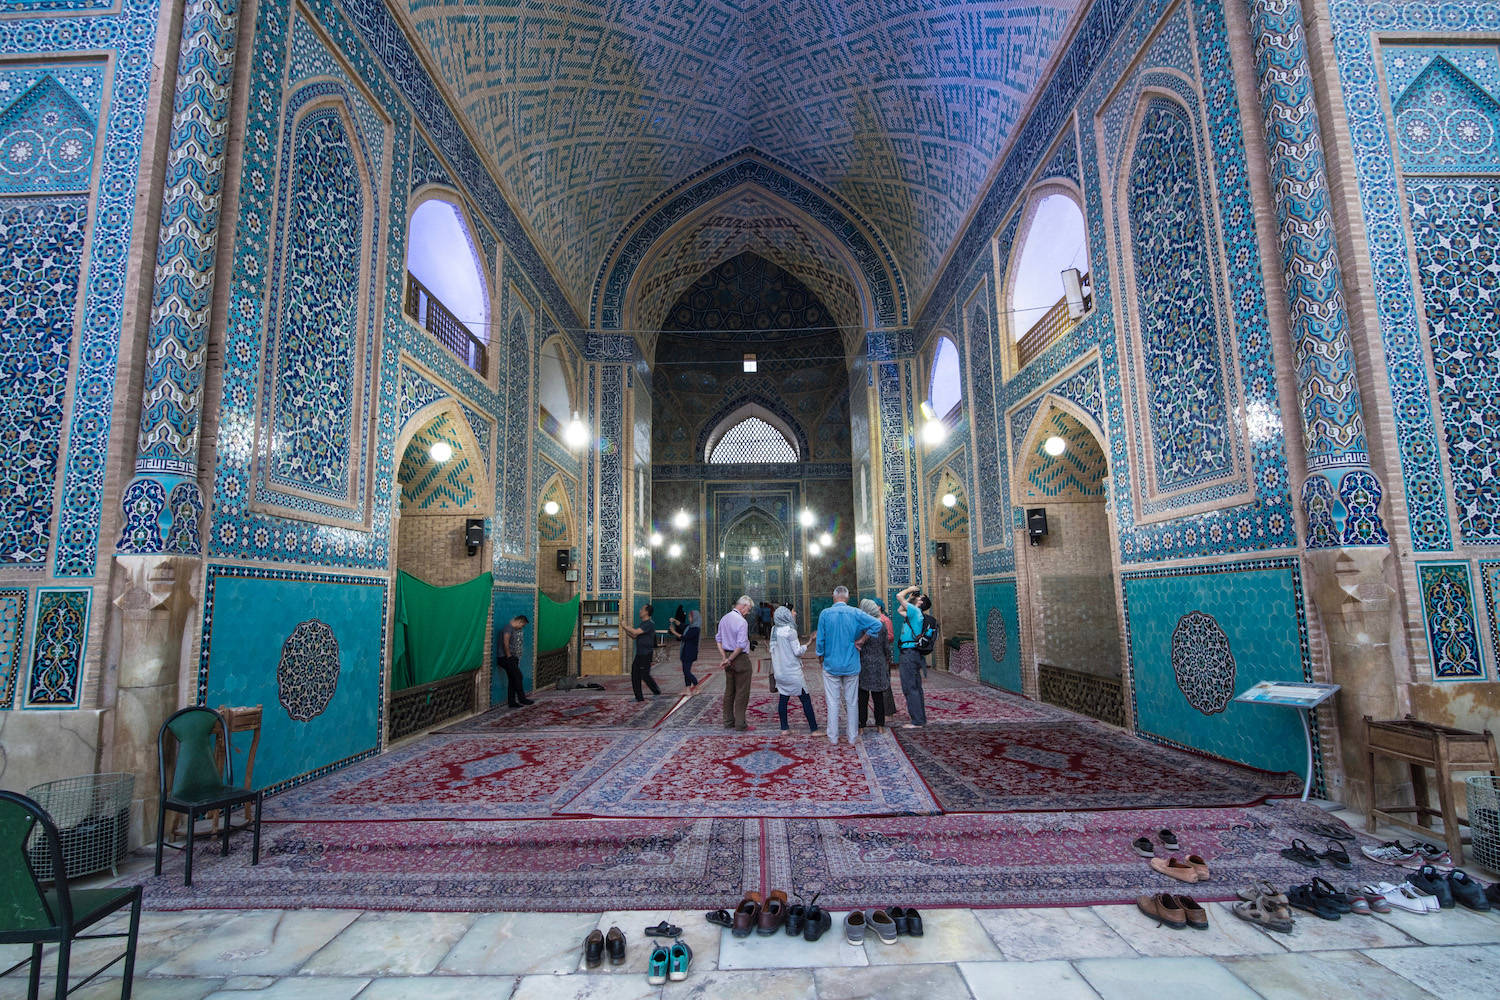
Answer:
[
  {"left": 673, "top": 509, "right": 691, "bottom": 530},
  {"left": 429, "top": 441, "right": 452, "bottom": 462},
  {"left": 799, "top": 508, "right": 815, "bottom": 527},
  {"left": 808, "top": 542, "right": 822, "bottom": 557},
  {"left": 543, "top": 500, "right": 560, "bottom": 516},
  {"left": 649, "top": 532, "right": 663, "bottom": 547},
  {"left": 1044, "top": 435, "right": 1067, "bottom": 457},
  {"left": 818, "top": 532, "right": 832, "bottom": 547},
  {"left": 941, "top": 493, "right": 957, "bottom": 508},
  {"left": 667, "top": 542, "right": 682, "bottom": 558}
]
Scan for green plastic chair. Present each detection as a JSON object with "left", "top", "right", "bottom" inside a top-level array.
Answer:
[
  {"left": 0, "top": 789, "right": 142, "bottom": 999},
  {"left": 154, "top": 707, "right": 263, "bottom": 886}
]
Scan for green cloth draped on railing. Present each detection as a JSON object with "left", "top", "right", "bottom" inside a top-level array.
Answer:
[
  {"left": 391, "top": 571, "right": 492, "bottom": 691},
  {"left": 537, "top": 592, "right": 579, "bottom": 654}
]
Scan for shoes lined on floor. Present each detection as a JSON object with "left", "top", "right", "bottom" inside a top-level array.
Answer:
[
  {"left": 1233, "top": 883, "right": 1293, "bottom": 933},
  {"left": 1137, "top": 892, "right": 1207, "bottom": 930}
]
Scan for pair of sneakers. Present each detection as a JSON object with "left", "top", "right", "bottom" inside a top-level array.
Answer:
[
  {"left": 645, "top": 939, "right": 691, "bottom": 985},
  {"left": 1360, "top": 839, "right": 1453, "bottom": 870},
  {"left": 843, "top": 906, "right": 924, "bottom": 945},
  {"left": 1405, "top": 865, "right": 1492, "bottom": 911}
]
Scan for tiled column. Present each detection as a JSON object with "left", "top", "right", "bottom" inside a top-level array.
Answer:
[
  {"left": 1249, "top": 0, "right": 1396, "bottom": 808},
  {"left": 582, "top": 339, "right": 634, "bottom": 601},
  {"left": 116, "top": 0, "right": 242, "bottom": 555},
  {"left": 867, "top": 330, "right": 919, "bottom": 602}
]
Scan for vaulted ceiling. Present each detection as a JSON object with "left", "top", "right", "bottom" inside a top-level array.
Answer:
[{"left": 403, "top": 0, "right": 1078, "bottom": 325}]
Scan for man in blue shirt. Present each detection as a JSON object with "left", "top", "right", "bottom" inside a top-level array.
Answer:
[
  {"left": 815, "top": 586, "right": 884, "bottom": 745},
  {"left": 895, "top": 585, "right": 930, "bottom": 727}
]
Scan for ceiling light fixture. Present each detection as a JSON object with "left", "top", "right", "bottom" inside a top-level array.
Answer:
[
  {"left": 920, "top": 401, "right": 948, "bottom": 445},
  {"left": 1044, "top": 435, "right": 1067, "bottom": 457},
  {"left": 565, "top": 412, "right": 589, "bottom": 449},
  {"left": 818, "top": 532, "right": 832, "bottom": 547},
  {"left": 942, "top": 492, "right": 957, "bottom": 508},
  {"left": 673, "top": 509, "right": 691, "bottom": 530},
  {"left": 543, "top": 500, "right": 560, "bottom": 516},
  {"left": 799, "top": 508, "right": 815, "bottom": 527},
  {"left": 429, "top": 441, "right": 452, "bottom": 463},
  {"left": 808, "top": 542, "right": 822, "bottom": 557},
  {"left": 667, "top": 542, "right": 682, "bottom": 558}
]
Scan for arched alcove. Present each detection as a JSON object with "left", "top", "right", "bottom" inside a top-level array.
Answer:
[
  {"left": 405, "top": 190, "right": 492, "bottom": 374},
  {"left": 1012, "top": 402, "right": 1125, "bottom": 725},
  {"left": 928, "top": 467, "right": 974, "bottom": 675},
  {"left": 1004, "top": 182, "right": 1090, "bottom": 370}
]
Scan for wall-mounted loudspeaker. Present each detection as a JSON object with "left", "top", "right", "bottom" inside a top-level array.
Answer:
[
  {"left": 556, "top": 548, "right": 571, "bottom": 571},
  {"left": 935, "top": 541, "right": 950, "bottom": 565},
  {"left": 464, "top": 518, "right": 485, "bottom": 557},
  {"left": 1026, "top": 508, "right": 1049, "bottom": 547}
]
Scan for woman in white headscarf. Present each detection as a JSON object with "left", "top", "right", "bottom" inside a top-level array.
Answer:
[{"left": 771, "top": 605, "right": 818, "bottom": 735}]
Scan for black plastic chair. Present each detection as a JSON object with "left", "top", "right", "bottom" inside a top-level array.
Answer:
[
  {"left": 154, "top": 706, "right": 262, "bottom": 885},
  {"left": 0, "top": 789, "right": 142, "bottom": 999}
]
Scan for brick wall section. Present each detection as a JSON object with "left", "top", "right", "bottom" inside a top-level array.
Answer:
[
  {"left": 395, "top": 511, "right": 493, "bottom": 686},
  {"left": 1027, "top": 500, "right": 1122, "bottom": 680}
]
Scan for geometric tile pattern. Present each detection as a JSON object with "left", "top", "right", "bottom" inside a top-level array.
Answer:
[
  {"left": 1390, "top": 52, "right": 1500, "bottom": 173},
  {"left": 397, "top": 411, "right": 480, "bottom": 512},
  {"left": 1404, "top": 178, "right": 1500, "bottom": 546},
  {"left": 1328, "top": 11, "right": 1496, "bottom": 552},
  {"left": 0, "top": 588, "right": 26, "bottom": 709},
  {"left": 1417, "top": 562, "right": 1486, "bottom": 680},
  {"left": 25, "top": 587, "right": 89, "bottom": 708},
  {"left": 0, "top": 197, "right": 86, "bottom": 568},
  {"left": 1246, "top": 0, "right": 1371, "bottom": 472},
  {"left": 277, "top": 619, "right": 340, "bottom": 722},
  {"left": 1170, "top": 610, "right": 1235, "bottom": 715},
  {"left": 1126, "top": 97, "right": 1235, "bottom": 493},
  {"left": 1019, "top": 409, "right": 1107, "bottom": 501},
  {"left": 1480, "top": 561, "right": 1500, "bottom": 673},
  {"left": 405, "top": 0, "right": 1076, "bottom": 317},
  {"left": 538, "top": 476, "right": 571, "bottom": 542},
  {"left": 931, "top": 467, "right": 969, "bottom": 536},
  {"left": 0, "top": 74, "right": 96, "bottom": 194}
]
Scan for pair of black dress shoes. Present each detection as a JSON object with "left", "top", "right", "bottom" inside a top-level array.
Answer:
[{"left": 582, "top": 926, "right": 625, "bottom": 968}]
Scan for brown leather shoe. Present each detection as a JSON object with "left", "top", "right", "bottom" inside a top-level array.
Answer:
[
  {"left": 1150, "top": 856, "right": 1200, "bottom": 883},
  {"left": 1137, "top": 892, "right": 1186, "bottom": 928},
  {"left": 1174, "top": 894, "right": 1209, "bottom": 929},
  {"left": 757, "top": 889, "right": 788, "bottom": 935},
  {"left": 731, "top": 892, "right": 763, "bottom": 938}
]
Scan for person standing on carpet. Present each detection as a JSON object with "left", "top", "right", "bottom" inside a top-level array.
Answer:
[
  {"left": 770, "top": 605, "right": 818, "bottom": 736},
  {"left": 856, "top": 598, "right": 893, "bottom": 732},
  {"left": 815, "top": 586, "right": 883, "bottom": 746},
  {"left": 895, "top": 585, "right": 930, "bottom": 727},
  {"left": 497, "top": 614, "right": 534, "bottom": 708},
  {"left": 716, "top": 595, "right": 755, "bottom": 730},
  {"left": 672, "top": 609, "right": 702, "bottom": 690},
  {"left": 621, "top": 604, "right": 662, "bottom": 702}
]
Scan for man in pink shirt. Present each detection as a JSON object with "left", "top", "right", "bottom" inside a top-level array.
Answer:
[{"left": 716, "top": 595, "right": 755, "bottom": 730}]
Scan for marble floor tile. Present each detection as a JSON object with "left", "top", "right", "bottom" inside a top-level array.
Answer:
[
  {"left": 958, "top": 960, "right": 1103, "bottom": 1000},
  {"left": 1220, "top": 949, "right": 1437, "bottom": 999},
  {"left": 815, "top": 961, "right": 971, "bottom": 999},
  {"left": 357, "top": 975, "right": 520, "bottom": 999},
  {"left": 1075, "top": 956, "right": 1263, "bottom": 1000},
  {"left": 973, "top": 906, "right": 1136, "bottom": 961},
  {"left": 716, "top": 916, "right": 868, "bottom": 969},
  {"left": 1361, "top": 943, "right": 1500, "bottom": 1000},
  {"left": 439, "top": 913, "right": 603, "bottom": 976},
  {"left": 201, "top": 977, "right": 368, "bottom": 1000},
  {"left": 582, "top": 909, "right": 720, "bottom": 974},
  {"left": 861, "top": 909, "right": 1002, "bottom": 964},
  {"left": 1255, "top": 907, "right": 1417, "bottom": 951},
  {"left": 664, "top": 968, "right": 815, "bottom": 999},
  {"left": 509, "top": 972, "right": 661, "bottom": 1000},
  {"left": 299, "top": 910, "right": 476, "bottom": 976},
  {"left": 1090, "top": 903, "right": 1283, "bottom": 958},
  {"left": 151, "top": 910, "right": 360, "bottom": 977},
  {"left": 36, "top": 907, "right": 238, "bottom": 977},
  {"left": 1371, "top": 905, "right": 1500, "bottom": 945},
  {"left": 71, "top": 979, "right": 224, "bottom": 1000}
]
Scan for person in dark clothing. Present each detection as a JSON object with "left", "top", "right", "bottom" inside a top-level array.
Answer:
[
  {"left": 621, "top": 603, "right": 662, "bottom": 701},
  {"left": 671, "top": 609, "right": 702, "bottom": 689},
  {"left": 497, "top": 614, "right": 534, "bottom": 708}
]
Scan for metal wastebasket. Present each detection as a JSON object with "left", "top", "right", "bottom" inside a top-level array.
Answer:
[
  {"left": 24, "top": 772, "right": 135, "bottom": 880},
  {"left": 1468, "top": 775, "right": 1500, "bottom": 874}
]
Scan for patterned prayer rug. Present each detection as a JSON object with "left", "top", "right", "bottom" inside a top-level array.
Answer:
[
  {"left": 438, "top": 693, "right": 676, "bottom": 732},
  {"left": 762, "top": 799, "right": 1392, "bottom": 908},
  {"left": 897, "top": 721, "right": 1302, "bottom": 811},
  {"left": 890, "top": 683, "right": 1067, "bottom": 724},
  {"left": 137, "top": 817, "right": 756, "bottom": 912},
  {"left": 266, "top": 733, "right": 646, "bottom": 820},
  {"left": 562, "top": 729, "right": 940, "bottom": 817}
]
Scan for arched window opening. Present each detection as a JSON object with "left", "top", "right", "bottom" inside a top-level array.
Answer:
[
  {"left": 537, "top": 337, "right": 574, "bottom": 438},
  {"left": 708, "top": 417, "right": 798, "bottom": 464},
  {"left": 1010, "top": 190, "right": 1090, "bottom": 367},
  {"left": 928, "top": 336, "right": 962, "bottom": 420},
  {"left": 406, "top": 196, "right": 489, "bottom": 374}
]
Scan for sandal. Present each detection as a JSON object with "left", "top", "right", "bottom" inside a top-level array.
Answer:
[
  {"left": 1302, "top": 820, "right": 1356, "bottom": 842},
  {"left": 1236, "top": 881, "right": 1288, "bottom": 907},
  {"left": 1318, "top": 841, "right": 1353, "bottom": 870},
  {"left": 1287, "top": 882, "right": 1341, "bottom": 920},
  {"left": 645, "top": 921, "right": 682, "bottom": 937},
  {"left": 1311, "top": 877, "right": 1352, "bottom": 913},
  {"left": 1232, "top": 897, "right": 1294, "bottom": 933},
  {"left": 705, "top": 909, "right": 733, "bottom": 928},
  {"left": 1280, "top": 838, "right": 1322, "bottom": 868}
]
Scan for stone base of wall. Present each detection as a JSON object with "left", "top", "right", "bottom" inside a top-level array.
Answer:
[
  {"left": 387, "top": 671, "right": 477, "bottom": 741},
  {"left": 1038, "top": 663, "right": 1126, "bottom": 727}
]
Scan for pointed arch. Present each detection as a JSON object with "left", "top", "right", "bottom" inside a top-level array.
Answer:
[{"left": 394, "top": 397, "right": 488, "bottom": 513}]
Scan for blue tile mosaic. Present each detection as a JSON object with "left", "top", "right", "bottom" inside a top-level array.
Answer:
[
  {"left": 25, "top": 587, "right": 89, "bottom": 708},
  {"left": 1479, "top": 561, "right": 1500, "bottom": 674},
  {"left": 1121, "top": 558, "right": 1320, "bottom": 788},
  {"left": 199, "top": 565, "right": 387, "bottom": 791},
  {"left": 974, "top": 578, "right": 1021, "bottom": 692},
  {"left": 0, "top": 588, "right": 26, "bottom": 709},
  {"left": 1416, "top": 562, "right": 1487, "bottom": 680},
  {"left": 0, "top": 73, "right": 96, "bottom": 193}
]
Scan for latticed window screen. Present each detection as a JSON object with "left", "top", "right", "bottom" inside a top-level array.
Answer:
[{"left": 709, "top": 417, "right": 798, "bottom": 463}]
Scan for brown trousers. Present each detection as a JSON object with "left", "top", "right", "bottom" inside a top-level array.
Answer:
[{"left": 721, "top": 652, "right": 752, "bottom": 729}]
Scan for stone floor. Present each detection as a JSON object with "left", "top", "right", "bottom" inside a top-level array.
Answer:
[{"left": 5, "top": 817, "right": 1495, "bottom": 999}]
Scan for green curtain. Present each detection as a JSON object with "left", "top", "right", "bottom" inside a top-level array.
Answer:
[
  {"left": 537, "top": 592, "right": 579, "bottom": 654},
  {"left": 392, "top": 571, "right": 492, "bottom": 691}
]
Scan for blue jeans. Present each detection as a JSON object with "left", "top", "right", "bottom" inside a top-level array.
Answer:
[
  {"left": 680, "top": 655, "right": 699, "bottom": 687},
  {"left": 777, "top": 692, "right": 818, "bottom": 731}
]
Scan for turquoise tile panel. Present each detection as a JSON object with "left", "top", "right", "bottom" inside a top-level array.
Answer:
[
  {"left": 199, "top": 567, "right": 387, "bottom": 792},
  {"left": 1121, "top": 558, "right": 1314, "bottom": 783},
  {"left": 975, "top": 578, "right": 1021, "bottom": 693},
  {"left": 493, "top": 588, "right": 536, "bottom": 703}
]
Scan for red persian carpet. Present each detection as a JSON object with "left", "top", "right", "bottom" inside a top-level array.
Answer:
[
  {"left": 265, "top": 732, "right": 646, "bottom": 820},
  {"left": 895, "top": 721, "right": 1302, "bottom": 811},
  {"left": 561, "top": 729, "right": 940, "bottom": 818},
  {"left": 761, "top": 798, "right": 1392, "bottom": 908},
  {"left": 137, "top": 817, "right": 756, "bottom": 912},
  {"left": 439, "top": 693, "right": 675, "bottom": 732}
]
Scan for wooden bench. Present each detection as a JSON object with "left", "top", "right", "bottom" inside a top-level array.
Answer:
[{"left": 1365, "top": 715, "right": 1499, "bottom": 863}]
